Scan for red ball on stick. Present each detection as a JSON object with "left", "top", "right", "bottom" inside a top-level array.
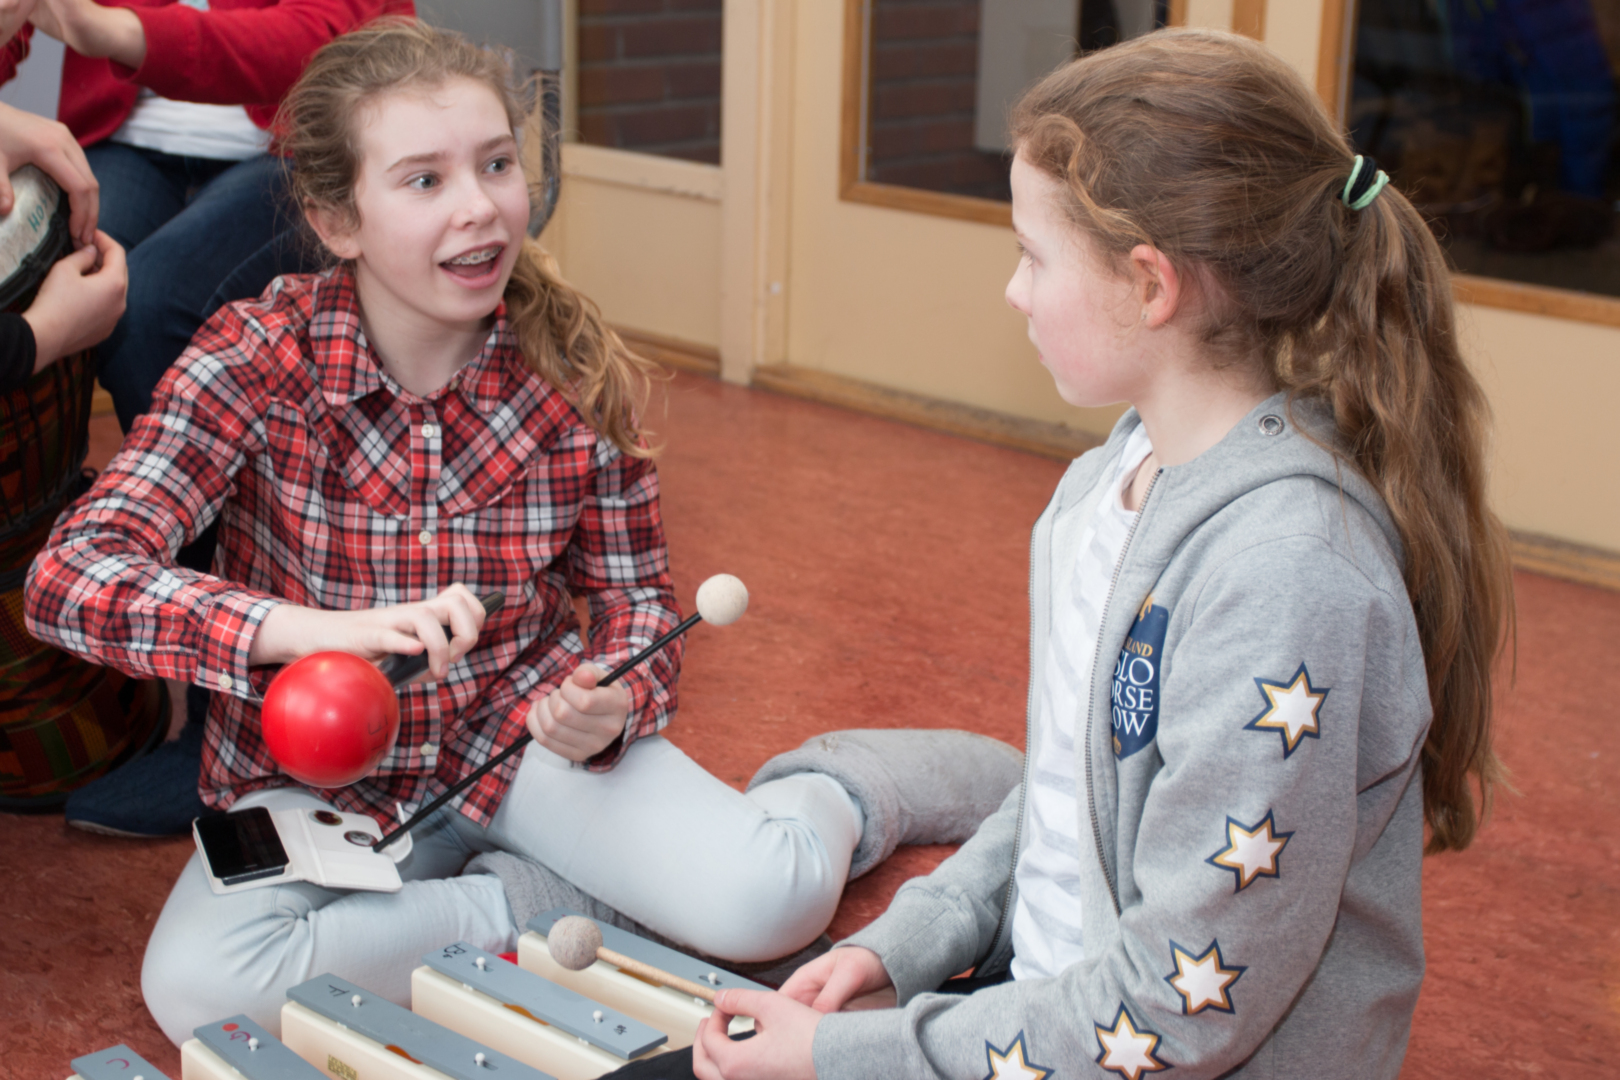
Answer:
[{"left": 261, "top": 652, "right": 401, "bottom": 788}]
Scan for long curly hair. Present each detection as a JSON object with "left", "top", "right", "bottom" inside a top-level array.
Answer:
[
  {"left": 1011, "top": 29, "right": 1514, "bottom": 853},
  {"left": 276, "top": 18, "right": 658, "bottom": 458}
]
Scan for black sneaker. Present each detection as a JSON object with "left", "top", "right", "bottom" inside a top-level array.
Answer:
[{"left": 64, "top": 710, "right": 208, "bottom": 838}]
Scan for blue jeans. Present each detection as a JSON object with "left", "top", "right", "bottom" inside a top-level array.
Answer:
[{"left": 87, "top": 142, "right": 316, "bottom": 433}]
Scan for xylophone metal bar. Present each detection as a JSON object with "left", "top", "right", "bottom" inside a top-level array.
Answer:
[
  {"left": 68, "top": 1044, "right": 171, "bottom": 1080},
  {"left": 180, "top": 1015, "right": 323, "bottom": 1080},
  {"left": 516, "top": 909, "right": 763, "bottom": 1050},
  {"left": 411, "top": 942, "right": 667, "bottom": 1080},
  {"left": 281, "top": 974, "right": 555, "bottom": 1080}
]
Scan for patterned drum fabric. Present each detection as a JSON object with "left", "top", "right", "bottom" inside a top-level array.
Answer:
[
  {"left": 0, "top": 169, "right": 166, "bottom": 809},
  {"left": 0, "top": 351, "right": 94, "bottom": 564}
]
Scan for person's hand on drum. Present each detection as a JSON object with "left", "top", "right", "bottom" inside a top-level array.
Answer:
[
  {"left": 527, "top": 663, "right": 630, "bottom": 761},
  {"left": 0, "top": 101, "right": 98, "bottom": 246},
  {"left": 248, "top": 585, "right": 488, "bottom": 680},
  {"left": 29, "top": 0, "right": 144, "bottom": 69},
  {"left": 21, "top": 229, "right": 124, "bottom": 371}
]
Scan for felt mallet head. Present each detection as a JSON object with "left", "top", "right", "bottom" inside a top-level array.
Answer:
[
  {"left": 695, "top": 573, "right": 748, "bottom": 626},
  {"left": 548, "top": 915, "right": 605, "bottom": 971}
]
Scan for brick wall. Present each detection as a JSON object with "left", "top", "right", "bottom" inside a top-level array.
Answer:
[
  {"left": 868, "top": 0, "right": 1011, "bottom": 202},
  {"left": 577, "top": 0, "right": 723, "bottom": 164}
]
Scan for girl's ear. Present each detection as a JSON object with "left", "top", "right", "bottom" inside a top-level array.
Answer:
[
  {"left": 1129, "top": 244, "right": 1183, "bottom": 329},
  {"left": 305, "top": 201, "right": 362, "bottom": 261}
]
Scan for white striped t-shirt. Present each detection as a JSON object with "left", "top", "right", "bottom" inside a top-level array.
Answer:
[{"left": 1010, "top": 425, "right": 1152, "bottom": 981}]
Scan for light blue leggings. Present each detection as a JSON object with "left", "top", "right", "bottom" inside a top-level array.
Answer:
[{"left": 140, "top": 736, "right": 860, "bottom": 1046}]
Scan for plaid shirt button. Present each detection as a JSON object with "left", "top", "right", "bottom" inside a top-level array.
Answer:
[
  {"left": 418, "top": 530, "right": 433, "bottom": 546},
  {"left": 218, "top": 674, "right": 234, "bottom": 691}
]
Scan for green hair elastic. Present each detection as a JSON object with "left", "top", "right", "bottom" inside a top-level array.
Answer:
[{"left": 1341, "top": 154, "right": 1390, "bottom": 211}]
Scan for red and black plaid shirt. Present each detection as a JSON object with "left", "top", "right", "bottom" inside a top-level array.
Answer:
[{"left": 25, "top": 269, "right": 681, "bottom": 826}]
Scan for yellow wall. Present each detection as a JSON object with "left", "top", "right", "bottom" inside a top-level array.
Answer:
[
  {"left": 780, "top": 0, "right": 1125, "bottom": 436},
  {"left": 540, "top": 0, "right": 1620, "bottom": 555},
  {"left": 1460, "top": 307, "right": 1620, "bottom": 550},
  {"left": 541, "top": 144, "right": 723, "bottom": 350}
]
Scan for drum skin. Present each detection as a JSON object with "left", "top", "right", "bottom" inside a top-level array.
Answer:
[{"left": 0, "top": 168, "right": 164, "bottom": 811}]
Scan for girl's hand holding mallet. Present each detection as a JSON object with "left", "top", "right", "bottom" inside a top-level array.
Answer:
[
  {"left": 528, "top": 573, "right": 750, "bottom": 761},
  {"left": 528, "top": 663, "right": 629, "bottom": 761}
]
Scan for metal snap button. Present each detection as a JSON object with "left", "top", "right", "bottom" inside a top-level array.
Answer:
[{"left": 1258, "top": 414, "right": 1284, "bottom": 436}]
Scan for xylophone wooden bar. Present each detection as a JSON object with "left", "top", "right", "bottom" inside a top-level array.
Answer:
[
  {"left": 516, "top": 909, "right": 762, "bottom": 1049},
  {"left": 410, "top": 942, "right": 667, "bottom": 1080},
  {"left": 280, "top": 974, "right": 556, "bottom": 1080}
]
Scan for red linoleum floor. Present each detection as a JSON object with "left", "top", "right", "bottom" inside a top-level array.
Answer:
[{"left": 3, "top": 371, "right": 1617, "bottom": 1078}]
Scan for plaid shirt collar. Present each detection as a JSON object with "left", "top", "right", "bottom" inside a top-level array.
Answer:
[{"left": 310, "top": 268, "right": 522, "bottom": 416}]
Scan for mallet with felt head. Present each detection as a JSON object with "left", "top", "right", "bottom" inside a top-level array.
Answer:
[
  {"left": 547, "top": 916, "right": 717, "bottom": 1003},
  {"left": 371, "top": 574, "right": 749, "bottom": 851}
]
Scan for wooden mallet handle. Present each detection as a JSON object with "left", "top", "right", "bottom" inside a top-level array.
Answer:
[{"left": 597, "top": 945, "right": 716, "bottom": 1004}]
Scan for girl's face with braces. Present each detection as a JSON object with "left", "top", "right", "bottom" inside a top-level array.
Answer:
[{"left": 318, "top": 76, "right": 531, "bottom": 336}]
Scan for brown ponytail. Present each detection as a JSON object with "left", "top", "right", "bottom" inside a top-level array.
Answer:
[
  {"left": 277, "top": 18, "right": 659, "bottom": 458},
  {"left": 1010, "top": 28, "right": 1513, "bottom": 852}
]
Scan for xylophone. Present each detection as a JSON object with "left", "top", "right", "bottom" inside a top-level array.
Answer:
[{"left": 69, "top": 909, "right": 771, "bottom": 1080}]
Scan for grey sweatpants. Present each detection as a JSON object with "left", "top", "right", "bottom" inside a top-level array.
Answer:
[{"left": 140, "top": 735, "right": 860, "bottom": 1046}]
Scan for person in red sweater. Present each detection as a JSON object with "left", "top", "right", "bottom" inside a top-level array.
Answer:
[{"left": 1, "top": 0, "right": 408, "bottom": 837}]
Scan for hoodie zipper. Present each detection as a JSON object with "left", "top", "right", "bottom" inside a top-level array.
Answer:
[
  {"left": 976, "top": 521, "right": 1041, "bottom": 972},
  {"left": 1084, "top": 467, "right": 1161, "bottom": 915}
]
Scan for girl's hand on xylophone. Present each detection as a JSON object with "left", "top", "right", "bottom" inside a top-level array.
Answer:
[{"left": 693, "top": 988, "right": 822, "bottom": 1080}]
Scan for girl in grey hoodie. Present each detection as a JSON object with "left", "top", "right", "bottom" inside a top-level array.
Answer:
[{"left": 680, "top": 27, "right": 1514, "bottom": 1080}]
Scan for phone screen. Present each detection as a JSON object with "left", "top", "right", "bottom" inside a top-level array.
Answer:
[{"left": 195, "top": 808, "right": 290, "bottom": 886}]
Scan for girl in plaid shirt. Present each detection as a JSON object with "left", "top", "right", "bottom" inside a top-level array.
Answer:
[{"left": 26, "top": 20, "right": 1024, "bottom": 1047}]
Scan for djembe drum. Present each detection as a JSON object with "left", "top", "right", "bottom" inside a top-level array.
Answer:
[{"left": 0, "top": 165, "right": 164, "bottom": 811}]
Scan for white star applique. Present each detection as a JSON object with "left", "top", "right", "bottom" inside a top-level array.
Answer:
[
  {"left": 982, "top": 1032, "right": 1052, "bottom": 1080},
  {"left": 1165, "top": 940, "right": 1245, "bottom": 1015},
  {"left": 1208, "top": 811, "right": 1292, "bottom": 891},
  {"left": 1245, "top": 664, "right": 1329, "bottom": 757},
  {"left": 1094, "top": 1006, "right": 1168, "bottom": 1080}
]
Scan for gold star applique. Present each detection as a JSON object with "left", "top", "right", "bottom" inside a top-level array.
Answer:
[
  {"left": 982, "top": 1031, "right": 1053, "bottom": 1080},
  {"left": 1094, "top": 1006, "right": 1169, "bottom": 1080},
  {"left": 1245, "top": 663, "right": 1329, "bottom": 757},
  {"left": 1164, "top": 939, "right": 1245, "bottom": 1015},
  {"left": 1207, "top": 811, "right": 1292, "bottom": 891}
]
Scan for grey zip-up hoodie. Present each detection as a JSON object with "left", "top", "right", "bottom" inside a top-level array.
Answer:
[{"left": 813, "top": 394, "right": 1430, "bottom": 1079}]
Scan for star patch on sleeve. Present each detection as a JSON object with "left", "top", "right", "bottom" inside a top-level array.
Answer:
[
  {"left": 981, "top": 1031, "right": 1053, "bottom": 1080},
  {"left": 1094, "top": 1005, "right": 1169, "bottom": 1080},
  {"left": 1164, "top": 939, "right": 1246, "bottom": 1015},
  {"left": 1244, "top": 663, "right": 1329, "bottom": 757},
  {"left": 1207, "top": 811, "right": 1292, "bottom": 891}
]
